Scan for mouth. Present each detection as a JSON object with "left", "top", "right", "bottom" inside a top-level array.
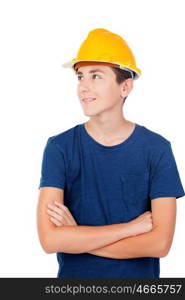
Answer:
[{"left": 82, "top": 97, "right": 96, "bottom": 103}]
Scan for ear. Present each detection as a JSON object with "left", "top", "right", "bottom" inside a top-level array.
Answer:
[{"left": 120, "top": 78, "right": 134, "bottom": 98}]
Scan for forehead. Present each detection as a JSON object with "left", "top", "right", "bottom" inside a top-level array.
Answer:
[{"left": 75, "top": 65, "right": 112, "bottom": 75}]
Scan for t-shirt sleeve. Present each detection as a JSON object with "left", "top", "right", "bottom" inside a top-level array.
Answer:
[
  {"left": 149, "top": 141, "right": 185, "bottom": 200},
  {"left": 38, "top": 137, "right": 66, "bottom": 190}
]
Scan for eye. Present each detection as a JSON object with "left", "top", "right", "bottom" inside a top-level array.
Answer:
[
  {"left": 77, "top": 74, "right": 101, "bottom": 81},
  {"left": 77, "top": 75, "right": 82, "bottom": 81},
  {"left": 92, "top": 74, "right": 101, "bottom": 79}
]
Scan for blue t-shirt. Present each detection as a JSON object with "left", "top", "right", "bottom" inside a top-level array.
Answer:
[{"left": 38, "top": 123, "right": 185, "bottom": 278}]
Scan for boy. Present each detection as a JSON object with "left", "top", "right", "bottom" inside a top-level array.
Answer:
[{"left": 37, "top": 28, "right": 185, "bottom": 278}]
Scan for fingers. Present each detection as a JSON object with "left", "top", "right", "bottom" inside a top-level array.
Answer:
[
  {"left": 50, "top": 216, "right": 63, "bottom": 226},
  {"left": 47, "top": 203, "right": 69, "bottom": 224},
  {"left": 47, "top": 202, "right": 77, "bottom": 226},
  {"left": 54, "top": 202, "right": 74, "bottom": 219},
  {"left": 54, "top": 202, "right": 77, "bottom": 223},
  {"left": 48, "top": 203, "right": 66, "bottom": 217},
  {"left": 47, "top": 208, "right": 68, "bottom": 224}
]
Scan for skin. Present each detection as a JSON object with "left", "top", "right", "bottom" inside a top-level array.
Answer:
[
  {"left": 38, "top": 64, "right": 177, "bottom": 258},
  {"left": 75, "top": 65, "right": 135, "bottom": 145},
  {"left": 37, "top": 188, "right": 153, "bottom": 255},
  {"left": 47, "top": 196, "right": 176, "bottom": 258}
]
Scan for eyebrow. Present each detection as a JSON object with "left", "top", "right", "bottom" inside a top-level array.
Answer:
[{"left": 76, "top": 69, "right": 106, "bottom": 75}]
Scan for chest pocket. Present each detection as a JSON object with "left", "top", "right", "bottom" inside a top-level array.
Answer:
[{"left": 120, "top": 171, "right": 149, "bottom": 208}]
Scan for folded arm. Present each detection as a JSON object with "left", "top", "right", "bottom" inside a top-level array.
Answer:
[
  {"left": 88, "top": 197, "right": 177, "bottom": 258},
  {"left": 38, "top": 188, "right": 176, "bottom": 258},
  {"left": 43, "top": 223, "right": 133, "bottom": 254},
  {"left": 37, "top": 187, "right": 152, "bottom": 254}
]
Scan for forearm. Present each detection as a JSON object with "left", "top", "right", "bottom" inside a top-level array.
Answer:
[
  {"left": 88, "top": 226, "right": 166, "bottom": 259},
  {"left": 45, "top": 222, "right": 134, "bottom": 254}
]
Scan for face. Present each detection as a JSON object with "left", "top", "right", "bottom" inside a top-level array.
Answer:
[{"left": 76, "top": 65, "right": 129, "bottom": 117}]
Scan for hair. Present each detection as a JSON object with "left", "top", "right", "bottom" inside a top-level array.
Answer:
[{"left": 110, "top": 67, "right": 136, "bottom": 106}]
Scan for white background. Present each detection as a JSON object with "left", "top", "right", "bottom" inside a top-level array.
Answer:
[{"left": 0, "top": 0, "right": 185, "bottom": 277}]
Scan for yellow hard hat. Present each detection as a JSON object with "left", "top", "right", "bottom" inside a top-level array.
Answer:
[{"left": 62, "top": 28, "right": 141, "bottom": 79}]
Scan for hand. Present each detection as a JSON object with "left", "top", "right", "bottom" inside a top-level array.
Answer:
[
  {"left": 128, "top": 211, "right": 153, "bottom": 236},
  {"left": 47, "top": 202, "right": 78, "bottom": 226}
]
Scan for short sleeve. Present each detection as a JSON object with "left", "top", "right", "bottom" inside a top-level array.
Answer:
[
  {"left": 38, "top": 137, "right": 66, "bottom": 189},
  {"left": 149, "top": 142, "right": 185, "bottom": 200}
]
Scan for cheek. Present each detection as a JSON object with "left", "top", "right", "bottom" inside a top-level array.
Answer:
[
  {"left": 96, "top": 82, "right": 112, "bottom": 96},
  {"left": 101, "top": 85, "right": 119, "bottom": 102},
  {"left": 77, "top": 85, "right": 80, "bottom": 96}
]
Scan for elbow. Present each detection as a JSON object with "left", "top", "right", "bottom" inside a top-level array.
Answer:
[
  {"left": 158, "top": 248, "right": 170, "bottom": 258},
  {"left": 39, "top": 235, "right": 83, "bottom": 255},
  {"left": 43, "top": 248, "right": 54, "bottom": 254},
  {"left": 43, "top": 244, "right": 55, "bottom": 254},
  {"left": 41, "top": 241, "right": 54, "bottom": 254},
  {"left": 39, "top": 235, "right": 56, "bottom": 254},
  {"left": 157, "top": 239, "right": 172, "bottom": 258},
  {"left": 43, "top": 245, "right": 83, "bottom": 255}
]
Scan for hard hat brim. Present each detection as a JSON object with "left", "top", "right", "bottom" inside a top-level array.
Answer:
[{"left": 62, "top": 59, "right": 141, "bottom": 79}]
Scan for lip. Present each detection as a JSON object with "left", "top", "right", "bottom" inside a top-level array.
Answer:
[{"left": 82, "top": 97, "right": 96, "bottom": 103}]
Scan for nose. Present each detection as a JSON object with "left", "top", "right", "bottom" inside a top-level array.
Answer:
[{"left": 78, "top": 78, "right": 91, "bottom": 93}]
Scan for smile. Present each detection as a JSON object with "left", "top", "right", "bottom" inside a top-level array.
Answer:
[{"left": 83, "top": 98, "right": 96, "bottom": 103}]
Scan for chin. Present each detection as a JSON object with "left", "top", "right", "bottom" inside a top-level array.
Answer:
[
  {"left": 82, "top": 106, "right": 108, "bottom": 117},
  {"left": 82, "top": 109, "right": 98, "bottom": 117},
  {"left": 83, "top": 112, "right": 97, "bottom": 117}
]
